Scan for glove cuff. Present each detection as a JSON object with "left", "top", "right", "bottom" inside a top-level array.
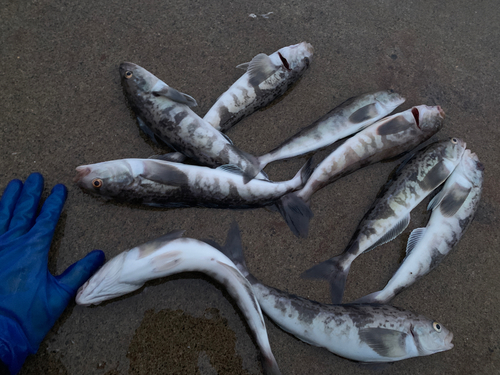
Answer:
[{"left": 0, "top": 316, "right": 35, "bottom": 374}]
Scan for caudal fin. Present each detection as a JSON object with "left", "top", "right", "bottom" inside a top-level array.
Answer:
[
  {"left": 351, "top": 290, "right": 386, "bottom": 304},
  {"left": 263, "top": 355, "right": 282, "bottom": 375},
  {"left": 276, "top": 192, "right": 313, "bottom": 238},
  {"left": 301, "top": 255, "right": 350, "bottom": 304}
]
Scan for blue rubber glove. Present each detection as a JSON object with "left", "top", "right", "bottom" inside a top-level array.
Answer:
[{"left": 0, "top": 173, "right": 105, "bottom": 374}]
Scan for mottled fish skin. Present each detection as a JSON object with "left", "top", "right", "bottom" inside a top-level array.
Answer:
[
  {"left": 223, "top": 225, "right": 453, "bottom": 363},
  {"left": 203, "top": 42, "right": 314, "bottom": 132},
  {"left": 302, "top": 138, "right": 467, "bottom": 304},
  {"left": 119, "top": 62, "right": 260, "bottom": 181},
  {"left": 74, "top": 158, "right": 311, "bottom": 209},
  {"left": 354, "top": 150, "right": 484, "bottom": 304},
  {"left": 296, "top": 105, "right": 445, "bottom": 203},
  {"left": 76, "top": 233, "right": 281, "bottom": 375},
  {"left": 256, "top": 90, "right": 406, "bottom": 170}
]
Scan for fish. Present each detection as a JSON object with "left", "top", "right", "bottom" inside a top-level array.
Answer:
[
  {"left": 220, "top": 224, "right": 454, "bottom": 363},
  {"left": 74, "top": 157, "right": 313, "bottom": 210},
  {"left": 281, "top": 105, "right": 446, "bottom": 237},
  {"left": 302, "top": 138, "right": 467, "bottom": 304},
  {"left": 256, "top": 90, "right": 406, "bottom": 171},
  {"left": 76, "top": 228, "right": 281, "bottom": 375},
  {"left": 203, "top": 42, "right": 314, "bottom": 132},
  {"left": 354, "top": 150, "right": 484, "bottom": 304},
  {"left": 119, "top": 62, "right": 260, "bottom": 182}
]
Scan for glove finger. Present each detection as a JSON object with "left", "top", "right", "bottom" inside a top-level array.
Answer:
[
  {"left": 29, "top": 184, "right": 68, "bottom": 253},
  {"left": 0, "top": 179, "right": 23, "bottom": 235},
  {"left": 7, "top": 173, "right": 44, "bottom": 236},
  {"left": 54, "top": 250, "right": 105, "bottom": 295}
]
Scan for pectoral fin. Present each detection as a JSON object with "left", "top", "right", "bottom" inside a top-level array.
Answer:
[
  {"left": 138, "top": 231, "right": 185, "bottom": 258},
  {"left": 152, "top": 85, "right": 198, "bottom": 107},
  {"left": 141, "top": 162, "right": 189, "bottom": 186},
  {"left": 244, "top": 53, "right": 280, "bottom": 86},
  {"left": 359, "top": 328, "right": 408, "bottom": 358},
  {"left": 438, "top": 183, "right": 472, "bottom": 217}
]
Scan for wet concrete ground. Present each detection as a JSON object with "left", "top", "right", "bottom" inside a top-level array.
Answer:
[{"left": 2, "top": 0, "right": 499, "bottom": 374}]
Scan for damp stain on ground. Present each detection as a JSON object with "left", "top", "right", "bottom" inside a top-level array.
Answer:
[{"left": 127, "top": 308, "right": 254, "bottom": 375}]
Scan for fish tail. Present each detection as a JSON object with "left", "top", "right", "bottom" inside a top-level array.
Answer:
[
  {"left": 301, "top": 255, "right": 350, "bottom": 304},
  {"left": 276, "top": 192, "right": 313, "bottom": 238},
  {"left": 351, "top": 290, "right": 386, "bottom": 304},
  {"left": 262, "top": 353, "right": 282, "bottom": 375}
]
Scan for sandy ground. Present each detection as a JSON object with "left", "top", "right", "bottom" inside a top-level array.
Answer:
[{"left": 1, "top": 0, "right": 499, "bottom": 374}]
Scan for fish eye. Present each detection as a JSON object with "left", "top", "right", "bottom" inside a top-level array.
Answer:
[
  {"left": 433, "top": 322, "right": 442, "bottom": 332},
  {"left": 92, "top": 178, "right": 103, "bottom": 188},
  {"left": 451, "top": 138, "right": 458, "bottom": 144},
  {"left": 125, "top": 71, "right": 133, "bottom": 79}
]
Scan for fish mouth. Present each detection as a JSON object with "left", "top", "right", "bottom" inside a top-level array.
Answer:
[
  {"left": 444, "top": 331, "right": 454, "bottom": 350},
  {"left": 74, "top": 166, "right": 91, "bottom": 183},
  {"left": 437, "top": 105, "right": 446, "bottom": 119}
]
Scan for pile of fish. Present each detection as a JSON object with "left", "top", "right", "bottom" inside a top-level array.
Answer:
[{"left": 74, "top": 42, "right": 484, "bottom": 374}]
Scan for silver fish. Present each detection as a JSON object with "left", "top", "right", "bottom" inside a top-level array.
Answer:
[
  {"left": 120, "top": 62, "right": 260, "bottom": 182},
  {"left": 204, "top": 42, "right": 314, "bottom": 132},
  {"left": 76, "top": 229, "right": 281, "bottom": 375},
  {"left": 221, "top": 224, "right": 453, "bottom": 363},
  {"left": 302, "top": 138, "right": 467, "bottom": 304},
  {"left": 74, "top": 157, "right": 312, "bottom": 210},
  {"left": 354, "top": 150, "right": 484, "bottom": 304},
  {"left": 256, "top": 90, "right": 406, "bottom": 170},
  {"left": 281, "top": 105, "right": 445, "bottom": 237}
]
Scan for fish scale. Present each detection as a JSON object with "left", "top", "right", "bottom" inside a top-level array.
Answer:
[
  {"left": 221, "top": 224, "right": 454, "bottom": 363},
  {"left": 302, "top": 138, "right": 467, "bottom": 304},
  {"left": 120, "top": 62, "right": 261, "bottom": 182},
  {"left": 283, "top": 105, "right": 445, "bottom": 237},
  {"left": 354, "top": 150, "right": 484, "bottom": 304}
]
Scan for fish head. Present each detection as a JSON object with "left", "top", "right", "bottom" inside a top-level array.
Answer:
[
  {"left": 76, "top": 251, "right": 139, "bottom": 305},
  {"left": 277, "top": 42, "right": 314, "bottom": 72},
  {"left": 411, "top": 105, "right": 445, "bottom": 135},
  {"left": 374, "top": 90, "right": 406, "bottom": 113},
  {"left": 410, "top": 320, "right": 454, "bottom": 355},
  {"left": 74, "top": 160, "right": 134, "bottom": 197},
  {"left": 119, "top": 62, "right": 161, "bottom": 97},
  {"left": 443, "top": 137, "right": 467, "bottom": 164}
]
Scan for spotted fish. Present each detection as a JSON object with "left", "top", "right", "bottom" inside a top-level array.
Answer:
[
  {"left": 255, "top": 90, "right": 406, "bottom": 171},
  {"left": 204, "top": 42, "right": 314, "bottom": 132},
  {"left": 76, "top": 229, "right": 281, "bottom": 375},
  {"left": 354, "top": 150, "right": 484, "bottom": 304},
  {"left": 120, "top": 62, "right": 260, "bottom": 182},
  {"left": 74, "top": 157, "right": 312, "bottom": 210},
  {"left": 282, "top": 105, "right": 445, "bottom": 237},
  {"left": 302, "top": 138, "right": 467, "bottom": 304},
  {"left": 220, "top": 224, "right": 454, "bottom": 363}
]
